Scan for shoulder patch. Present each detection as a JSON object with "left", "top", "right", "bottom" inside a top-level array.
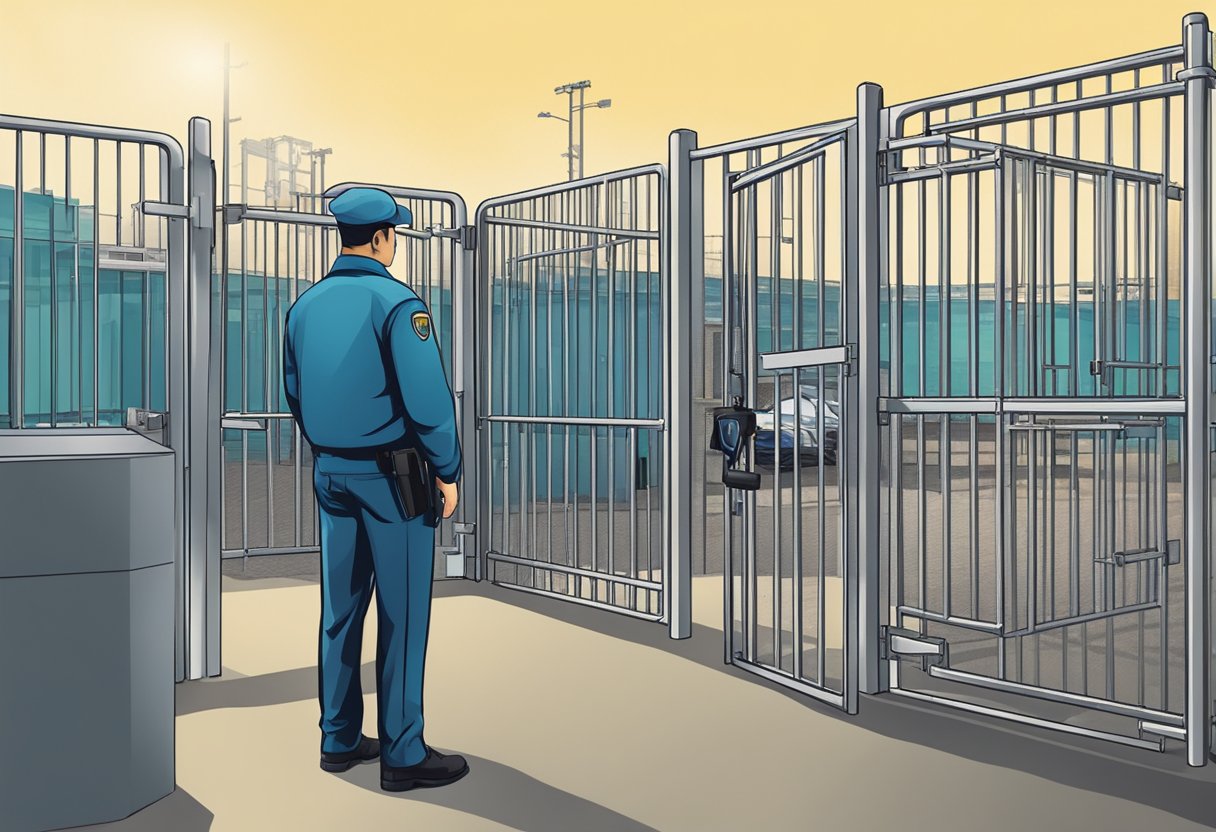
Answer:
[{"left": 411, "top": 311, "right": 432, "bottom": 341}]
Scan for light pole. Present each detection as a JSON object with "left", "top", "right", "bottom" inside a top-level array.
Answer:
[
  {"left": 223, "top": 43, "right": 247, "bottom": 205},
  {"left": 539, "top": 80, "right": 612, "bottom": 180}
]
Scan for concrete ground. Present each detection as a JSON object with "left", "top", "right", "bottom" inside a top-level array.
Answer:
[{"left": 73, "top": 555, "right": 1216, "bottom": 832}]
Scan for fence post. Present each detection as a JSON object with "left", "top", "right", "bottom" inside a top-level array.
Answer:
[
  {"left": 855, "top": 83, "right": 886, "bottom": 697},
  {"left": 666, "top": 129, "right": 697, "bottom": 639},
  {"left": 1180, "top": 11, "right": 1214, "bottom": 767},
  {"left": 186, "top": 116, "right": 222, "bottom": 679}
]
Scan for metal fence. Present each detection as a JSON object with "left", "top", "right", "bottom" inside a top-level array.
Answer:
[
  {"left": 0, "top": 113, "right": 218, "bottom": 682},
  {"left": 218, "top": 185, "right": 476, "bottom": 577},
  {"left": 877, "top": 21, "right": 1207, "bottom": 760},
  {"left": 679, "top": 11, "right": 1213, "bottom": 764},
  {"left": 474, "top": 167, "right": 676, "bottom": 623},
  {"left": 4, "top": 9, "right": 1213, "bottom": 768}
]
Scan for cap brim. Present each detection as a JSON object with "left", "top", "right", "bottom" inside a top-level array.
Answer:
[{"left": 392, "top": 204, "right": 413, "bottom": 227}]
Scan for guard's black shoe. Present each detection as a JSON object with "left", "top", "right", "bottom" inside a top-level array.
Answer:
[
  {"left": 380, "top": 747, "right": 469, "bottom": 792},
  {"left": 320, "top": 736, "right": 381, "bottom": 772}
]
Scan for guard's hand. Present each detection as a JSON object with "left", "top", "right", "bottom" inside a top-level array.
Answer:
[{"left": 435, "top": 478, "right": 458, "bottom": 519}]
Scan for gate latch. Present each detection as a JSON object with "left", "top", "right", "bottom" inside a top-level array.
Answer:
[
  {"left": 882, "top": 626, "right": 948, "bottom": 668},
  {"left": 440, "top": 522, "right": 476, "bottom": 578},
  {"left": 431, "top": 225, "right": 477, "bottom": 251},
  {"left": 125, "top": 407, "right": 167, "bottom": 444},
  {"left": 709, "top": 398, "right": 761, "bottom": 491}
]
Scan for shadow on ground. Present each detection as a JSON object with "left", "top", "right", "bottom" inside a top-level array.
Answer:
[
  {"left": 458, "top": 581, "right": 1216, "bottom": 831},
  {"left": 191, "top": 577, "right": 1216, "bottom": 830},
  {"left": 336, "top": 753, "right": 659, "bottom": 832},
  {"left": 67, "top": 788, "right": 213, "bottom": 831}
]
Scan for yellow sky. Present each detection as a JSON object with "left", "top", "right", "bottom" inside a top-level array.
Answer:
[{"left": 4, "top": 0, "right": 1210, "bottom": 209}]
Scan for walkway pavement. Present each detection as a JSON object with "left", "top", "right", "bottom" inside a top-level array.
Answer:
[{"left": 77, "top": 568, "right": 1216, "bottom": 832}]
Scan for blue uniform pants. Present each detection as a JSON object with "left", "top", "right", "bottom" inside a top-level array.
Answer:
[{"left": 312, "top": 453, "right": 435, "bottom": 768}]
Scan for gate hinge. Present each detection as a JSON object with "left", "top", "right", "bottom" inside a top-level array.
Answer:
[
  {"left": 881, "top": 625, "right": 947, "bottom": 667},
  {"left": 844, "top": 343, "right": 859, "bottom": 377}
]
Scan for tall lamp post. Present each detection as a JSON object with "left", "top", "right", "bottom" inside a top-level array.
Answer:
[
  {"left": 223, "top": 44, "right": 248, "bottom": 205},
  {"left": 538, "top": 80, "right": 612, "bottom": 180}
]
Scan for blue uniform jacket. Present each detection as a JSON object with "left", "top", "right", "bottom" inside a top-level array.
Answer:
[{"left": 282, "top": 254, "right": 462, "bottom": 483}]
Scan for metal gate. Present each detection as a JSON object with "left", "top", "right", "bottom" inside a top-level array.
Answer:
[
  {"left": 218, "top": 184, "right": 476, "bottom": 578},
  {"left": 0, "top": 114, "right": 218, "bottom": 681},
  {"left": 878, "top": 16, "right": 1210, "bottom": 761},
  {"left": 716, "top": 125, "right": 862, "bottom": 710},
  {"left": 474, "top": 167, "right": 677, "bottom": 623}
]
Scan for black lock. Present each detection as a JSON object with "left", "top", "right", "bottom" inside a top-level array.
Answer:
[{"left": 710, "top": 399, "right": 761, "bottom": 491}]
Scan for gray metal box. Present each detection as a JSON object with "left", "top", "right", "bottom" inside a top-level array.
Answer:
[{"left": 0, "top": 429, "right": 175, "bottom": 832}]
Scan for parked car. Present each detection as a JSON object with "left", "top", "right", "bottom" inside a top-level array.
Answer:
[{"left": 753, "top": 388, "right": 840, "bottom": 468}]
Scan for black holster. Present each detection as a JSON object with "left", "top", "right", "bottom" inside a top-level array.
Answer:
[{"left": 377, "top": 447, "right": 443, "bottom": 527}]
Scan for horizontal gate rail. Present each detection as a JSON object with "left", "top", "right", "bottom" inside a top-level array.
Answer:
[
  {"left": 927, "top": 665, "right": 1184, "bottom": 727},
  {"left": 482, "top": 415, "right": 664, "bottom": 428},
  {"left": 689, "top": 117, "right": 855, "bottom": 161},
  {"left": 486, "top": 551, "right": 663, "bottom": 590},
  {"left": 887, "top": 43, "right": 1184, "bottom": 135},
  {"left": 728, "top": 129, "right": 849, "bottom": 191},
  {"left": 929, "top": 82, "right": 1184, "bottom": 134},
  {"left": 880, "top": 397, "right": 1187, "bottom": 415},
  {"left": 484, "top": 215, "right": 660, "bottom": 240},
  {"left": 888, "top": 682, "right": 1167, "bottom": 753}
]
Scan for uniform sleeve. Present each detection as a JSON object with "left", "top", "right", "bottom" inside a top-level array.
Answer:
[
  {"left": 282, "top": 316, "right": 305, "bottom": 436},
  {"left": 385, "top": 298, "right": 463, "bottom": 483}
]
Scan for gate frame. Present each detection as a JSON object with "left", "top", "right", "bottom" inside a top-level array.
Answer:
[
  {"left": 874, "top": 13, "right": 1213, "bottom": 766},
  {"left": 217, "top": 183, "right": 477, "bottom": 575},
  {"left": 689, "top": 107, "right": 883, "bottom": 712},
  {"left": 472, "top": 164, "right": 693, "bottom": 639}
]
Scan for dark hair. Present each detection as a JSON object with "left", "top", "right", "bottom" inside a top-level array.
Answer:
[{"left": 338, "top": 221, "right": 395, "bottom": 248}]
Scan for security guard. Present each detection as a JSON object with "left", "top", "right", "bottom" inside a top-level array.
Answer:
[{"left": 282, "top": 186, "right": 467, "bottom": 792}]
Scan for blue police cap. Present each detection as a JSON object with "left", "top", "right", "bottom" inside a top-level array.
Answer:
[{"left": 327, "top": 187, "right": 413, "bottom": 228}]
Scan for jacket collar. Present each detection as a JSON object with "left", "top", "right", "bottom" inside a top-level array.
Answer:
[{"left": 326, "top": 254, "right": 393, "bottom": 279}]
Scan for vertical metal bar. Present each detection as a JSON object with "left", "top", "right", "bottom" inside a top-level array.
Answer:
[
  {"left": 668, "top": 132, "right": 695, "bottom": 637},
  {"left": 92, "top": 140, "right": 99, "bottom": 425},
  {"left": 792, "top": 364, "right": 804, "bottom": 680},
  {"left": 724, "top": 166, "right": 736, "bottom": 665},
  {"left": 262, "top": 221, "right": 272, "bottom": 552},
  {"left": 68, "top": 138, "right": 81, "bottom": 425},
  {"left": 1181, "top": 11, "right": 1213, "bottom": 767},
  {"left": 141, "top": 149, "right": 151, "bottom": 411},
  {"left": 940, "top": 171, "right": 951, "bottom": 618},
  {"left": 772, "top": 173, "right": 782, "bottom": 668},
  {"left": 528, "top": 222, "right": 538, "bottom": 590},
  {"left": 995, "top": 158, "right": 1007, "bottom": 677},
  {"left": 186, "top": 119, "right": 219, "bottom": 677},
  {"left": 856, "top": 84, "right": 885, "bottom": 696},
  {"left": 50, "top": 141, "right": 58, "bottom": 427},
  {"left": 291, "top": 218, "right": 301, "bottom": 547},
  {"left": 1159, "top": 96, "right": 1170, "bottom": 398},
  {"left": 1070, "top": 169, "right": 1079, "bottom": 397},
  {"left": 10, "top": 131, "right": 23, "bottom": 428},
  {"left": 917, "top": 414, "right": 927, "bottom": 620},
  {"left": 817, "top": 370, "right": 826, "bottom": 685},
  {"left": 746, "top": 153, "right": 760, "bottom": 662}
]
